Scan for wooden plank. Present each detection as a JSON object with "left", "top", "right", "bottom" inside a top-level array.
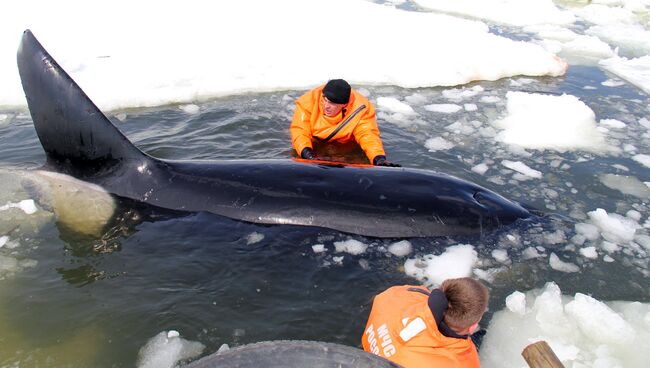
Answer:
[{"left": 521, "top": 341, "right": 565, "bottom": 368}]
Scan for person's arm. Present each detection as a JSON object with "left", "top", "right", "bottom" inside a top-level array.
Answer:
[
  {"left": 353, "top": 106, "right": 400, "bottom": 167},
  {"left": 290, "top": 99, "right": 315, "bottom": 159},
  {"left": 352, "top": 104, "right": 389, "bottom": 164}
]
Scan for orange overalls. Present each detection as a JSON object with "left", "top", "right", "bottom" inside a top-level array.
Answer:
[
  {"left": 290, "top": 85, "right": 385, "bottom": 163},
  {"left": 362, "top": 285, "right": 481, "bottom": 368}
]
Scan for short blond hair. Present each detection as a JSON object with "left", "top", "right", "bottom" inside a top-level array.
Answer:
[{"left": 441, "top": 277, "right": 489, "bottom": 330}]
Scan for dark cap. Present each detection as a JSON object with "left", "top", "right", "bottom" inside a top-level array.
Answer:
[{"left": 322, "top": 79, "right": 351, "bottom": 104}]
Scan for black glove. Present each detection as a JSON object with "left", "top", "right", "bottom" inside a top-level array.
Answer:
[
  {"left": 301, "top": 147, "right": 316, "bottom": 160},
  {"left": 373, "top": 155, "right": 401, "bottom": 167}
]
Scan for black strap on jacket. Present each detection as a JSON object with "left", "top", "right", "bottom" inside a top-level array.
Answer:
[
  {"left": 407, "top": 287, "right": 469, "bottom": 340},
  {"left": 321, "top": 104, "right": 366, "bottom": 143}
]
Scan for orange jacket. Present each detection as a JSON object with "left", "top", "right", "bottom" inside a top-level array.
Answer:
[
  {"left": 290, "top": 85, "right": 385, "bottom": 163},
  {"left": 362, "top": 285, "right": 481, "bottom": 368}
]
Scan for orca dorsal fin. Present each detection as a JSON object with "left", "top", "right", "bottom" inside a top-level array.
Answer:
[{"left": 17, "top": 30, "right": 146, "bottom": 174}]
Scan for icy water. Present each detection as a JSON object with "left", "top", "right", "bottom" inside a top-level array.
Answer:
[{"left": 1, "top": 64, "right": 649, "bottom": 367}]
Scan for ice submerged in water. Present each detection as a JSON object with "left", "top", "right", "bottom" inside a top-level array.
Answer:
[{"left": 0, "top": 168, "right": 116, "bottom": 238}]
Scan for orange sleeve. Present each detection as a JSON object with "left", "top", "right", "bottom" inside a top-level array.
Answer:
[
  {"left": 290, "top": 95, "right": 314, "bottom": 156},
  {"left": 353, "top": 102, "right": 385, "bottom": 162}
]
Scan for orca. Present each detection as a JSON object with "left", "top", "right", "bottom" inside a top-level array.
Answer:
[
  {"left": 17, "top": 29, "right": 530, "bottom": 238},
  {"left": 184, "top": 340, "right": 400, "bottom": 368}
]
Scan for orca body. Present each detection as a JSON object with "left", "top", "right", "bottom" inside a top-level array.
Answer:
[
  {"left": 17, "top": 30, "right": 530, "bottom": 238},
  {"left": 184, "top": 340, "right": 400, "bottom": 368}
]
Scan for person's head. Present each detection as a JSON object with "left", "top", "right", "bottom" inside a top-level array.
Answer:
[
  {"left": 440, "top": 278, "right": 489, "bottom": 335},
  {"left": 322, "top": 79, "right": 351, "bottom": 117}
]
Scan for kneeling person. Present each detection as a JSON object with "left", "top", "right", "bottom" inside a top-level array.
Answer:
[{"left": 362, "top": 278, "right": 489, "bottom": 368}]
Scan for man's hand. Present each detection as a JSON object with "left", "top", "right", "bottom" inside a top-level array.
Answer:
[
  {"left": 301, "top": 147, "right": 316, "bottom": 160},
  {"left": 373, "top": 155, "right": 401, "bottom": 167}
]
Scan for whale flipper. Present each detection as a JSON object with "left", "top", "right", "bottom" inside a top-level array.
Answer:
[{"left": 17, "top": 30, "right": 146, "bottom": 173}]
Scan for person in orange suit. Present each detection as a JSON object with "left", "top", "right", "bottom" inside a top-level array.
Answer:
[
  {"left": 290, "top": 79, "right": 399, "bottom": 166},
  {"left": 362, "top": 278, "right": 489, "bottom": 368}
]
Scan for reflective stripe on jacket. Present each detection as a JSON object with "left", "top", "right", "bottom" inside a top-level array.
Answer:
[
  {"left": 361, "top": 285, "right": 481, "bottom": 368},
  {"left": 290, "top": 85, "right": 385, "bottom": 162}
]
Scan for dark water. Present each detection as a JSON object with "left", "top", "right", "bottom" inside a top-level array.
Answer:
[{"left": 0, "top": 62, "right": 649, "bottom": 367}]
